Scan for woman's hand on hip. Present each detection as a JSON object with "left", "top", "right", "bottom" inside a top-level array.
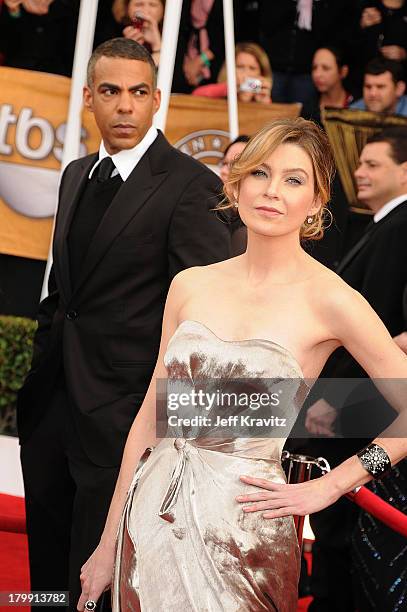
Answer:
[{"left": 236, "top": 474, "right": 341, "bottom": 518}]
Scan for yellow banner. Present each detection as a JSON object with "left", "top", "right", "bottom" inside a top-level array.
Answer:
[
  {"left": 0, "top": 68, "right": 300, "bottom": 261},
  {"left": 166, "top": 95, "right": 301, "bottom": 166}
]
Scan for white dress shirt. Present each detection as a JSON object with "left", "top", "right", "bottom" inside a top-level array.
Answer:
[
  {"left": 88, "top": 125, "right": 158, "bottom": 181},
  {"left": 374, "top": 194, "right": 407, "bottom": 223}
]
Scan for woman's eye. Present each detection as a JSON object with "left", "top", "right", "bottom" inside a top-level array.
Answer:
[
  {"left": 251, "top": 169, "right": 267, "bottom": 177},
  {"left": 286, "top": 177, "right": 303, "bottom": 185}
]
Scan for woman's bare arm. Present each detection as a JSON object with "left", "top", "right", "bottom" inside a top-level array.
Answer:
[{"left": 237, "top": 283, "right": 407, "bottom": 517}]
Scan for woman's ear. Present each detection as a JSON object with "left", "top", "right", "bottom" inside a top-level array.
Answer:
[
  {"left": 341, "top": 65, "right": 349, "bottom": 80},
  {"left": 309, "top": 196, "right": 323, "bottom": 217},
  {"left": 224, "top": 183, "right": 239, "bottom": 204}
]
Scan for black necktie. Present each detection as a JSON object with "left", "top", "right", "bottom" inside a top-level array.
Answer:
[{"left": 97, "top": 157, "right": 115, "bottom": 182}]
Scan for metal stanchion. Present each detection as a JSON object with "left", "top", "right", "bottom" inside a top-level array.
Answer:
[{"left": 282, "top": 451, "right": 331, "bottom": 547}]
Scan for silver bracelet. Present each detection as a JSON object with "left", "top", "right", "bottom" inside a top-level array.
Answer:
[{"left": 357, "top": 443, "right": 392, "bottom": 479}]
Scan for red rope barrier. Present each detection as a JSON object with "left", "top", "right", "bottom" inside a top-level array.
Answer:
[{"left": 346, "top": 487, "right": 407, "bottom": 538}]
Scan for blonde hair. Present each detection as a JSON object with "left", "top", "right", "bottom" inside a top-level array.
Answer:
[
  {"left": 217, "top": 42, "right": 272, "bottom": 86},
  {"left": 222, "top": 118, "right": 335, "bottom": 241}
]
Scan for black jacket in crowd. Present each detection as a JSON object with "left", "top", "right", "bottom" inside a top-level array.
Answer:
[
  {"left": 258, "top": 0, "right": 357, "bottom": 75},
  {"left": 0, "top": 0, "right": 80, "bottom": 77}
]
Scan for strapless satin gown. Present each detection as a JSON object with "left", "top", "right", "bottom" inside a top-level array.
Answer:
[{"left": 112, "top": 320, "right": 309, "bottom": 612}]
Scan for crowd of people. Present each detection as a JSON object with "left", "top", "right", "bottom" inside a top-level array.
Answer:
[
  {"left": 1, "top": 0, "right": 407, "bottom": 114},
  {"left": 1, "top": 2, "right": 407, "bottom": 612}
]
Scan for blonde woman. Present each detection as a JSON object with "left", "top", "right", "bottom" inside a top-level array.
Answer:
[
  {"left": 193, "top": 41, "right": 272, "bottom": 104},
  {"left": 78, "top": 118, "right": 407, "bottom": 612}
]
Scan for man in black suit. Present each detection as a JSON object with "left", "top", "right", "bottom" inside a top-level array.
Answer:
[
  {"left": 305, "top": 127, "right": 407, "bottom": 611},
  {"left": 17, "top": 38, "right": 232, "bottom": 609}
]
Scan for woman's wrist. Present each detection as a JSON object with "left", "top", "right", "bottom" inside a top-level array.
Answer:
[
  {"left": 200, "top": 49, "right": 214, "bottom": 66},
  {"left": 357, "top": 442, "right": 392, "bottom": 478},
  {"left": 200, "top": 51, "right": 211, "bottom": 68},
  {"left": 325, "top": 455, "right": 372, "bottom": 496},
  {"left": 99, "top": 532, "right": 117, "bottom": 553}
]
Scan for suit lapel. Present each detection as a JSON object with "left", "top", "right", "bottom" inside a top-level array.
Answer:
[
  {"left": 336, "top": 201, "right": 407, "bottom": 274},
  {"left": 54, "top": 155, "right": 97, "bottom": 302},
  {"left": 70, "top": 143, "right": 168, "bottom": 299},
  {"left": 336, "top": 221, "right": 375, "bottom": 274}
]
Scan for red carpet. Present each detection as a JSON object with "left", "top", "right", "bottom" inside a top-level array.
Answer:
[
  {"left": 0, "top": 494, "right": 29, "bottom": 612},
  {"left": 0, "top": 494, "right": 26, "bottom": 533},
  {"left": 0, "top": 493, "right": 311, "bottom": 611}
]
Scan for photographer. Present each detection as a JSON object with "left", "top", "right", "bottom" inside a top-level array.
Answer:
[
  {"left": 113, "top": 0, "right": 164, "bottom": 66},
  {"left": 192, "top": 42, "right": 272, "bottom": 104}
]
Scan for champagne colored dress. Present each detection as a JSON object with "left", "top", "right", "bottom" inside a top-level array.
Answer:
[{"left": 112, "top": 320, "right": 308, "bottom": 611}]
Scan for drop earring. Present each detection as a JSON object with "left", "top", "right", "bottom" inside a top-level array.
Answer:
[{"left": 234, "top": 202, "right": 239, "bottom": 209}]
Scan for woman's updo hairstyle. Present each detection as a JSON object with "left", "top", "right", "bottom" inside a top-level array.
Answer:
[{"left": 222, "top": 117, "right": 335, "bottom": 240}]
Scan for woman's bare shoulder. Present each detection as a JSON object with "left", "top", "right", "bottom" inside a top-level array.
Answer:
[
  {"left": 307, "top": 259, "right": 368, "bottom": 317},
  {"left": 172, "top": 256, "right": 242, "bottom": 291}
]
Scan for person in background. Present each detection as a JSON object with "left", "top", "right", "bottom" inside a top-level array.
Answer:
[
  {"left": 112, "top": 0, "right": 164, "bottom": 66},
  {"left": 258, "top": 0, "right": 356, "bottom": 106},
  {"left": 180, "top": 0, "right": 226, "bottom": 90},
  {"left": 301, "top": 46, "right": 352, "bottom": 271},
  {"left": 218, "top": 135, "right": 250, "bottom": 255},
  {"left": 350, "top": 56, "right": 407, "bottom": 115},
  {"left": 359, "top": 0, "right": 407, "bottom": 61},
  {"left": 0, "top": 0, "right": 79, "bottom": 76},
  {"left": 173, "top": 0, "right": 262, "bottom": 94},
  {"left": 350, "top": 0, "right": 407, "bottom": 95},
  {"left": 192, "top": 42, "right": 272, "bottom": 104},
  {"left": 303, "top": 127, "right": 407, "bottom": 611},
  {"left": 303, "top": 47, "right": 353, "bottom": 122},
  {"left": 218, "top": 135, "right": 250, "bottom": 184},
  {"left": 3, "top": 0, "right": 52, "bottom": 15}
]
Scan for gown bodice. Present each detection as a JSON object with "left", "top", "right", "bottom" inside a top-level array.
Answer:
[{"left": 162, "top": 319, "right": 309, "bottom": 460}]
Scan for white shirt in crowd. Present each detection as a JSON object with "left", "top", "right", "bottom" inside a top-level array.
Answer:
[{"left": 374, "top": 193, "right": 407, "bottom": 223}]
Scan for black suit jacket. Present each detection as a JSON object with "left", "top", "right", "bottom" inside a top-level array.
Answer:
[
  {"left": 17, "top": 131, "right": 232, "bottom": 465},
  {"left": 321, "top": 202, "right": 407, "bottom": 431},
  {"left": 337, "top": 201, "right": 407, "bottom": 338}
]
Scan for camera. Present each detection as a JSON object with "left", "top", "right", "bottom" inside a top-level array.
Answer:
[
  {"left": 132, "top": 12, "right": 146, "bottom": 29},
  {"left": 239, "top": 78, "right": 262, "bottom": 94}
]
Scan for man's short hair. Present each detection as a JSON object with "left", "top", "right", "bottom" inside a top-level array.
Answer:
[
  {"left": 87, "top": 38, "right": 157, "bottom": 89},
  {"left": 367, "top": 127, "right": 407, "bottom": 164},
  {"left": 365, "top": 57, "right": 405, "bottom": 85}
]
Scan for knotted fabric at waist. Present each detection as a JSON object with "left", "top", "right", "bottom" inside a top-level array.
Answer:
[{"left": 158, "top": 437, "right": 282, "bottom": 523}]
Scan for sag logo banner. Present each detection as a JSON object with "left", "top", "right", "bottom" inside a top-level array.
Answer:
[
  {"left": 0, "top": 67, "right": 100, "bottom": 261},
  {"left": 0, "top": 68, "right": 300, "bottom": 261}
]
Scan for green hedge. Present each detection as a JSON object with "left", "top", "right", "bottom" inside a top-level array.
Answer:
[{"left": 0, "top": 316, "right": 36, "bottom": 436}]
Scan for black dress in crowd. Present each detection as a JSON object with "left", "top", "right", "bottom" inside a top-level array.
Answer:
[
  {"left": 0, "top": 0, "right": 80, "bottom": 77},
  {"left": 351, "top": 461, "right": 407, "bottom": 612}
]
